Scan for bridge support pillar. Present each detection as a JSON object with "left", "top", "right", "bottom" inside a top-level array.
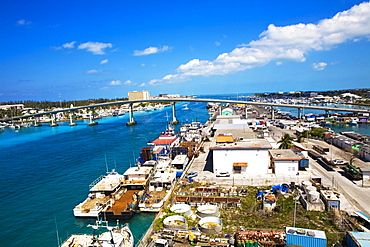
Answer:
[
  {"left": 69, "top": 111, "right": 77, "bottom": 126},
  {"left": 298, "top": 108, "right": 303, "bottom": 119},
  {"left": 33, "top": 117, "right": 42, "bottom": 127},
  {"left": 170, "top": 102, "right": 179, "bottom": 125},
  {"left": 325, "top": 109, "right": 330, "bottom": 116},
  {"left": 50, "top": 114, "right": 59, "bottom": 127},
  {"left": 126, "top": 103, "right": 137, "bottom": 126},
  {"left": 87, "top": 108, "right": 98, "bottom": 126},
  {"left": 271, "top": 106, "right": 274, "bottom": 119}
]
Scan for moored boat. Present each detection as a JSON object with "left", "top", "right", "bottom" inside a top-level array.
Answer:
[
  {"left": 138, "top": 159, "right": 177, "bottom": 212},
  {"left": 61, "top": 221, "right": 134, "bottom": 247},
  {"left": 73, "top": 170, "right": 125, "bottom": 218}
]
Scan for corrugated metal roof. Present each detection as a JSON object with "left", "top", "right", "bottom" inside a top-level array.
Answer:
[{"left": 347, "top": 232, "right": 370, "bottom": 247}]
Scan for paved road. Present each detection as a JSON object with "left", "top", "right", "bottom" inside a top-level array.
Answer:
[{"left": 269, "top": 125, "right": 370, "bottom": 215}]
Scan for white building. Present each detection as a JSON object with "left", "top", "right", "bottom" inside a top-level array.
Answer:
[
  {"left": 128, "top": 91, "right": 150, "bottom": 101},
  {"left": 210, "top": 129, "right": 272, "bottom": 175},
  {"left": 269, "top": 149, "right": 300, "bottom": 175}
]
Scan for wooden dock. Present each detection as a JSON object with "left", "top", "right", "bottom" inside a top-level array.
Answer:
[{"left": 106, "top": 189, "right": 140, "bottom": 216}]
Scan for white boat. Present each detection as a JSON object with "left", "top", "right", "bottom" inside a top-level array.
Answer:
[
  {"left": 61, "top": 221, "right": 134, "bottom": 247},
  {"left": 98, "top": 223, "right": 134, "bottom": 247},
  {"left": 348, "top": 117, "right": 358, "bottom": 125},
  {"left": 73, "top": 170, "right": 125, "bottom": 218},
  {"left": 138, "top": 160, "right": 176, "bottom": 212}
]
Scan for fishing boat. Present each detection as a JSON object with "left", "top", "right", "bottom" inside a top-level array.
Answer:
[{"left": 61, "top": 221, "right": 134, "bottom": 247}]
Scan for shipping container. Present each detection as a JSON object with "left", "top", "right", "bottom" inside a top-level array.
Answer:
[
  {"left": 299, "top": 159, "right": 309, "bottom": 168},
  {"left": 286, "top": 227, "right": 326, "bottom": 247},
  {"left": 346, "top": 231, "right": 370, "bottom": 247}
]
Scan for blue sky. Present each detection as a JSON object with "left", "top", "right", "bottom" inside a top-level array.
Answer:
[{"left": 1, "top": 0, "right": 370, "bottom": 102}]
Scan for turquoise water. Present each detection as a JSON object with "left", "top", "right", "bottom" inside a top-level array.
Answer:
[
  {"left": 0, "top": 95, "right": 369, "bottom": 246},
  {"left": 0, "top": 101, "right": 209, "bottom": 247}
]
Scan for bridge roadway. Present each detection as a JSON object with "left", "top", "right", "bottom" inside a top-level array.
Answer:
[{"left": 2, "top": 97, "right": 370, "bottom": 122}]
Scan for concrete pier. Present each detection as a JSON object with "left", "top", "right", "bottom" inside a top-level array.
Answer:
[
  {"left": 298, "top": 107, "right": 302, "bottom": 119},
  {"left": 170, "top": 102, "right": 179, "bottom": 125},
  {"left": 69, "top": 111, "right": 77, "bottom": 126},
  {"left": 126, "top": 103, "right": 137, "bottom": 126},
  {"left": 271, "top": 106, "right": 275, "bottom": 119},
  {"left": 50, "top": 114, "right": 59, "bottom": 127},
  {"left": 87, "top": 108, "right": 98, "bottom": 126}
]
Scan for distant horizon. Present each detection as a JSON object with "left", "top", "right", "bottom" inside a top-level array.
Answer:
[
  {"left": 1, "top": 1, "right": 370, "bottom": 102},
  {"left": 1, "top": 88, "right": 369, "bottom": 104}
]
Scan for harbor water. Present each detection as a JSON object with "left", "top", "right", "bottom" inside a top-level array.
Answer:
[
  {"left": 0, "top": 94, "right": 369, "bottom": 246},
  {"left": 0, "top": 101, "right": 209, "bottom": 247}
]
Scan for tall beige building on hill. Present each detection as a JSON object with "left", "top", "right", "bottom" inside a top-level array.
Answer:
[{"left": 128, "top": 91, "right": 150, "bottom": 101}]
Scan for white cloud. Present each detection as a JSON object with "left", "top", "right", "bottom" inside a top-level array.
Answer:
[
  {"left": 139, "top": 83, "right": 146, "bottom": 87},
  {"left": 78, "top": 42, "right": 113, "bottom": 55},
  {"left": 124, "top": 80, "right": 133, "bottom": 84},
  {"left": 86, "top": 69, "right": 103, "bottom": 74},
  {"left": 62, "top": 41, "right": 76, "bottom": 49},
  {"left": 110, "top": 80, "right": 121, "bottom": 85},
  {"left": 276, "top": 61, "right": 283, "bottom": 66},
  {"left": 52, "top": 41, "right": 76, "bottom": 50},
  {"left": 133, "top": 45, "right": 171, "bottom": 56},
  {"left": 215, "top": 41, "right": 221, "bottom": 46},
  {"left": 16, "top": 19, "right": 31, "bottom": 26},
  {"left": 148, "top": 79, "right": 161, "bottom": 85},
  {"left": 100, "top": 59, "right": 109, "bottom": 64},
  {"left": 177, "top": 59, "right": 250, "bottom": 76},
  {"left": 312, "top": 62, "right": 328, "bottom": 71},
  {"left": 148, "top": 1, "right": 370, "bottom": 85}
]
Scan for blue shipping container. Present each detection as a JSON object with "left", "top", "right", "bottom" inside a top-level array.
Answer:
[
  {"left": 286, "top": 227, "right": 326, "bottom": 247},
  {"left": 346, "top": 231, "right": 370, "bottom": 247},
  {"left": 299, "top": 159, "right": 309, "bottom": 168}
]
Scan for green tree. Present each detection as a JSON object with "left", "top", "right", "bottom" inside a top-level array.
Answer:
[
  {"left": 297, "top": 130, "right": 311, "bottom": 143},
  {"left": 311, "top": 127, "right": 326, "bottom": 139},
  {"left": 278, "top": 134, "right": 293, "bottom": 149}
]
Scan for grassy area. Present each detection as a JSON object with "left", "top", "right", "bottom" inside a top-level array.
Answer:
[{"left": 155, "top": 184, "right": 351, "bottom": 246}]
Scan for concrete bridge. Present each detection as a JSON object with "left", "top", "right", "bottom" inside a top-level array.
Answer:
[{"left": 2, "top": 97, "right": 370, "bottom": 126}]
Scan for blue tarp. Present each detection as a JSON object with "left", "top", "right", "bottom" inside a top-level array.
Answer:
[{"left": 271, "top": 184, "right": 290, "bottom": 193}]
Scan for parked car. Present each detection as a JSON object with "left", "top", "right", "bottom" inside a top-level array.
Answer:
[
  {"left": 332, "top": 159, "right": 345, "bottom": 165},
  {"left": 185, "top": 172, "right": 198, "bottom": 178},
  {"left": 216, "top": 171, "right": 230, "bottom": 177}
]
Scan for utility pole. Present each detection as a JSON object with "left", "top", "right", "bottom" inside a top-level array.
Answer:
[{"left": 293, "top": 194, "right": 297, "bottom": 228}]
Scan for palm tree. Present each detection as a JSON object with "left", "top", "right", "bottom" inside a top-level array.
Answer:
[{"left": 278, "top": 134, "right": 293, "bottom": 149}]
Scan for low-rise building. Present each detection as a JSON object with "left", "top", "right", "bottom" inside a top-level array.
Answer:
[
  {"left": 210, "top": 129, "right": 272, "bottom": 175},
  {"left": 269, "top": 149, "right": 300, "bottom": 175}
]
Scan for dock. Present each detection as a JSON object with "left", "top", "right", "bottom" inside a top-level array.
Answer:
[{"left": 105, "top": 189, "right": 141, "bottom": 218}]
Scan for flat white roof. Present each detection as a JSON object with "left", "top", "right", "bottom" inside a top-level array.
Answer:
[{"left": 286, "top": 227, "right": 326, "bottom": 239}]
